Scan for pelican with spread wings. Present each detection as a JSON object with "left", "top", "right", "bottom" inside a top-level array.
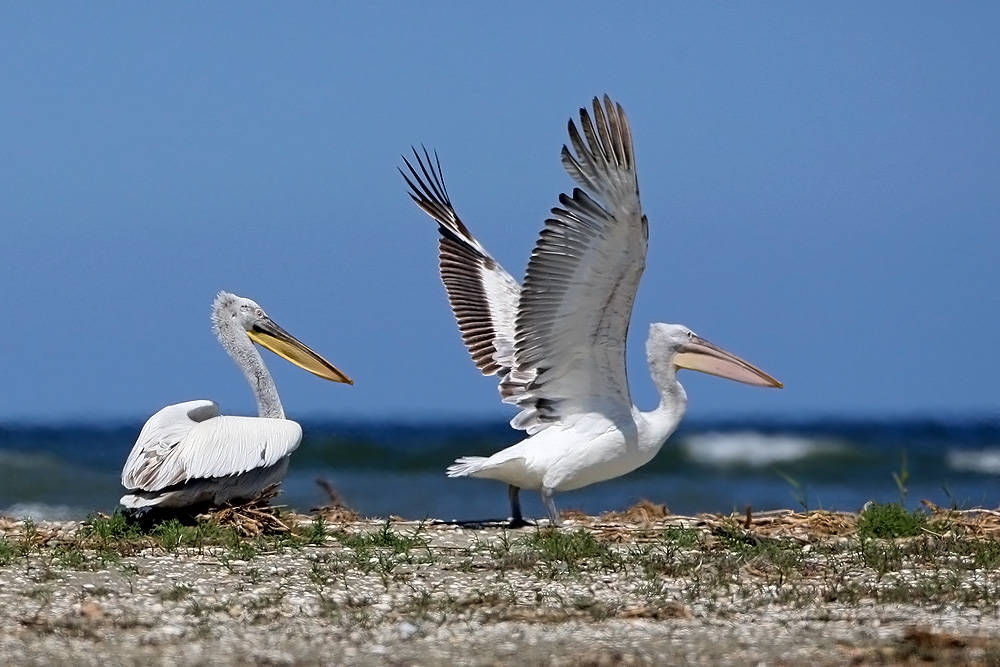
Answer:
[
  {"left": 120, "top": 292, "right": 352, "bottom": 509},
  {"left": 402, "top": 96, "right": 781, "bottom": 525}
]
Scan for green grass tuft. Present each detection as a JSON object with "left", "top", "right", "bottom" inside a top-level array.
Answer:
[
  {"left": 662, "top": 526, "right": 702, "bottom": 549},
  {"left": 0, "top": 537, "right": 15, "bottom": 566},
  {"left": 302, "top": 516, "right": 328, "bottom": 544},
  {"left": 335, "top": 520, "right": 428, "bottom": 554},
  {"left": 82, "top": 511, "right": 143, "bottom": 542},
  {"left": 521, "top": 528, "right": 616, "bottom": 573},
  {"left": 857, "top": 502, "right": 927, "bottom": 538}
]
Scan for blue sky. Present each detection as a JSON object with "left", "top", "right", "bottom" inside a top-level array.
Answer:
[{"left": 1, "top": 4, "right": 998, "bottom": 423}]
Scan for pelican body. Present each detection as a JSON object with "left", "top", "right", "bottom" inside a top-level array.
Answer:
[
  {"left": 403, "top": 96, "right": 781, "bottom": 525},
  {"left": 120, "top": 292, "right": 352, "bottom": 509}
]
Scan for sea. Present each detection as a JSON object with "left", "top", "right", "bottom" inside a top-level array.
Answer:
[{"left": 2, "top": 416, "right": 1000, "bottom": 522}]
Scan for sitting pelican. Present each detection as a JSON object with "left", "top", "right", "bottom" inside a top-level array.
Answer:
[
  {"left": 120, "top": 292, "right": 352, "bottom": 509},
  {"left": 402, "top": 96, "right": 782, "bottom": 526}
]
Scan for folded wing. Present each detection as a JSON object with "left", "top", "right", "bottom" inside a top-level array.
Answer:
[{"left": 121, "top": 399, "right": 302, "bottom": 492}]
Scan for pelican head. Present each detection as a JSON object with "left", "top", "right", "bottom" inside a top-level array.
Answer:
[
  {"left": 648, "top": 323, "right": 781, "bottom": 388},
  {"left": 212, "top": 292, "right": 353, "bottom": 385}
]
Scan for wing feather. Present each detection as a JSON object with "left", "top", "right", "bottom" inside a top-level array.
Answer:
[
  {"left": 503, "top": 96, "right": 648, "bottom": 434},
  {"left": 401, "top": 148, "right": 524, "bottom": 380},
  {"left": 121, "top": 399, "right": 302, "bottom": 492}
]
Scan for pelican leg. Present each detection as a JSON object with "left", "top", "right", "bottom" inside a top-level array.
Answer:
[
  {"left": 541, "top": 486, "right": 560, "bottom": 527},
  {"left": 508, "top": 485, "right": 532, "bottom": 528}
]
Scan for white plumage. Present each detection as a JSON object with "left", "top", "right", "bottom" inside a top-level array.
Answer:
[
  {"left": 120, "top": 292, "right": 352, "bottom": 509},
  {"left": 403, "top": 96, "right": 781, "bottom": 525}
]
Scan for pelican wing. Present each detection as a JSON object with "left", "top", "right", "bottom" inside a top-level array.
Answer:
[
  {"left": 401, "top": 148, "right": 523, "bottom": 379},
  {"left": 121, "top": 399, "right": 302, "bottom": 492},
  {"left": 505, "top": 96, "right": 648, "bottom": 434}
]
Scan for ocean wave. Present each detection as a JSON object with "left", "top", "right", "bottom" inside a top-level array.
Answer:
[
  {"left": 681, "top": 432, "right": 846, "bottom": 467},
  {"left": 0, "top": 449, "right": 58, "bottom": 469},
  {"left": 946, "top": 448, "right": 1000, "bottom": 475}
]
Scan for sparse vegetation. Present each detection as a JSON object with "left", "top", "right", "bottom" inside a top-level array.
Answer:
[
  {"left": 6, "top": 491, "right": 1000, "bottom": 666},
  {"left": 3, "top": 498, "right": 1000, "bottom": 652}
]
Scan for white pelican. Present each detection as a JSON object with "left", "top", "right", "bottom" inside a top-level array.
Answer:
[
  {"left": 120, "top": 292, "right": 352, "bottom": 509},
  {"left": 402, "top": 96, "right": 782, "bottom": 526}
]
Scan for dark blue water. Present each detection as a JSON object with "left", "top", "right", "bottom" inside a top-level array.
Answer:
[{"left": 2, "top": 416, "right": 1000, "bottom": 520}]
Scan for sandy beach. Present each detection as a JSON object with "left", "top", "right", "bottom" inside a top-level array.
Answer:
[{"left": 2, "top": 506, "right": 999, "bottom": 666}]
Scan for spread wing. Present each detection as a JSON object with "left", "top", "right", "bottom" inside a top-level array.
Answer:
[
  {"left": 401, "top": 148, "right": 524, "bottom": 381},
  {"left": 121, "top": 399, "right": 302, "bottom": 492},
  {"left": 503, "top": 96, "right": 648, "bottom": 434}
]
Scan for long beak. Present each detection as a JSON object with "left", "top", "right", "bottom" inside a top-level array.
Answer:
[
  {"left": 673, "top": 335, "right": 782, "bottom": 388},
  {"left": 247, "top": 318, "right": 353, "bottom": 385}
]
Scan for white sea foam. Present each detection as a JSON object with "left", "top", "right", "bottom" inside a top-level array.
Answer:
[
  {"left": 1, "top": 502, "right": 82, "bottom": 521},
  {"left": 946, "top": 448, "right": 1000, "bottom": 475},
  {"left": 681, "top": 432, "right": 845, "bottom": 467}
]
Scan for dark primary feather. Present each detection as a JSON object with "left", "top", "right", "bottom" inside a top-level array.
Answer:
[
  {"left": 401, "top": 148, "right": 520, "bottom": 377},
  {"left": 401, "top": 147, "right": 474, "bottom": 244}
]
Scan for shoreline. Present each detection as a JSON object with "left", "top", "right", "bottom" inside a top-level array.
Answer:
[{"left": 2, "top": 506, "right": 1000, "bottom": 665}]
